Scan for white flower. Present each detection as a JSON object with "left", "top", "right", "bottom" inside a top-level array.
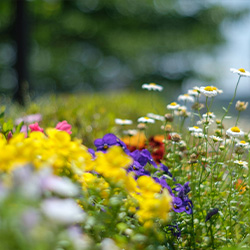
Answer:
[
  {"left": 234, "top": 160, "right": 248, "bottom": 169},
  {"left": 123, "top": 129, "right": 138, "bottom": 136},
  {"left": 137, "top": 116, "right": 155, "bottom": 124},
  {"left": 191, "top": 132, "right": 207, "bottom": 138},
  {"left": 199, "top": 86, "right": 218, "bottom": 97},
  {"left": 174, "top": 106, "right": 191, "bottom": 117},
  {"left": 115, "top": 118, "right": 133, "bottom": 125},
  {"left": 142, "top": 83, "right": 163, "bottom": 91},
  {"left": 197, "top": 117, "right": 214, "bottom": 126},
  {"left": 203, "top": 112, "right": 216, "bottom": 119},
  {"left": 147, "top": 113, "right": 165, "bottom": 121},
  {"left": 43, "top": 176, "right": 79, "bottom": 197},
  {"left": 230, "top": 68, "right": 250, "bottom": 77},
  {"left": 188, "top": 126, "right": 202, "bottom": 133},
  {"left": 177, "top": 94, "right": 195, "bottom": 103},
  {"left": 167, "top": 102, "right": 180, "bottom": 110},
  {"left": 226, "top": 126, "right": 244, "bottom": 138},
  {"left": 15, "top": 114, "right": 42, "bottom": 125},
  {"left": 209, "top": 135, "right": 223, "bottom": 142},
  {"left": 188, "top": 89, "right": 199, "bottom": 96},
  {"left": 235, "top": 140, "right": 249, "bottom": 148},
  {"left": 41, "top": 198, "right": 85, "bottom": 225},
  {"left": 101, "top": 238, "right": 120, "bottom": 250}
]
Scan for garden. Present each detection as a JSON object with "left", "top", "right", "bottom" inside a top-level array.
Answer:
[
  {"left": 0, "top": 68, "right": 250, "bottom": 250},
  {"left": 1, "top": 1, "right": 250, "bottom": 249}
]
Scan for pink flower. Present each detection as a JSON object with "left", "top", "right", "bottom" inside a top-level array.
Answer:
[
  {"left": 7, "top": 131, "right": 13, "bottom": 141},
  {"left": 55, "top": 120, "right": 72, "bottom": 135},
  {"left": 29, "top": 123, "right": 44, "bottom": 133}
]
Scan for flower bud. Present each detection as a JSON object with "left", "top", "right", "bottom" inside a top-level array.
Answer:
[
  {"left": 235, "top": 101, "right": 248, "bottom": 111},
  {"left": 171, "top": 133, "right": 181, "bottom": 142},
  {"left": 164, "top": 113, "right": 174, "bottom": 122}
]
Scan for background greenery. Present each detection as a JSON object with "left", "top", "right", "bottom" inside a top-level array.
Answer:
[{"left": 0, "top": 0, "right": 247, "bottom": 103}]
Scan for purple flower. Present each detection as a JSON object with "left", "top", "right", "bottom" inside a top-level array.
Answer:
[
  {"left": 174, "top": 182, "right": 191, "bottom": 199},
  {"left": 205, "top": 208, "right": 219, "bottom": 222},
  {"left": 116, "top": 138, "right": 130, "bottom": 154},
  {"left": 172, "top": 197, "right": 186, "bottom": 213},
  {"left": 88, "top": 148, "right": 95, "bottom": 158},
  {"left": 94, "top": 133, "right": 119, "bottom": 152},
  {"left": 127, "top": 161, "right": 150, "bottom": 177},
  {"left": 153, "top": 176, "right": 172, "bottom": 194},
  {"left": 159, "top": 163, "right": 176, "bottom": 181},
  {"left": 141, "top": 149, "right": 158, "bottom": 168},
  {"left": 130, "top": 149, "right": 158, "bottom": 168},
  {"left": 168, "top": 223, "right": 181, "bottom": 238},
  {"left": 172, "top": 182, "right": 193, "bottom": 214}
]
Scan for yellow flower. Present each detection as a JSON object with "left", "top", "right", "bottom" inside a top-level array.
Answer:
[{"left": 95, "top": 146, "right": 132, "bottom": 184}]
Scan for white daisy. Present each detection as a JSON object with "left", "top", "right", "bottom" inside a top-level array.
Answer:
[
  {"left": 199, "top": 86, "right": 218, "bottom": 97},
  {"left": 137, "top": 116, "right": 155, "bottom": 124},
  {"left": 230, "top": 68, "right": 250, "bottom": 77},
  {"left": 235, "top": 140, "right": 249, "bottom": 148},
  {"left": 234, "top": 160, "right": 248, "bottom": 169},
  {"left": 115, "top": 118, "right": 133, "bottom": 125},
  {"left": 177, "top": 94, "right": 195, "bottom": 103},
  {"left": 188, "top": 88, "right": 199, "bottom": 96},
  {"left": 202, "top": 112, "right": 216, "bottom": 119},
  {"left": 147, "top": 113, "right": 165, "bottom": 121},
  {"left": 142, "top": 83, "right": 163, "bottom": 91},
  {"left": 197, "top": 117, "right": 214, "bottom": 126},
  {"left": 123, "top": 129, "right": 138, "bottom": 136},
  {"left": 209, "top": 135, "right": 223, "bottom": 143},
  {"left": 191, "top": 132, "right": 207, "bottom": 138},
  {"left": 188, "top": 126, "right": 202, "bottom": 133},
  {"left": 167, "top": 102, "right": 180, "bottom": 110},
  {"left": 174, "top": 106, "right": 191, "bottom": 117},
  {"left": 226, "top": 126, "right": 244, "bottom": 138}
]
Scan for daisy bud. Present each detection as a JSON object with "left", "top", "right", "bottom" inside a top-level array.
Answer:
[
  {"left": 214, "top": 129, "right": 222, "bottom": 137},
  {"left": 171, "top": 133, "right": 181, "bottom": 142},
  {"left": 164, "top": 124, "right": 172, "bottom": 132},
  {"left": 192, "top": 102, "right": 204, "bottom": 111},
  {"left": 189, "top": 153, "right": 198, "bottom": 164},
  {"left": 235, "top": 101, "right": 248, "bottom": 111},
  {"left": 137, "top": 123, "right": 146, "bottom": 130},
  {"left": 165, "top": 113, "right": 174, "bottom": 122}
]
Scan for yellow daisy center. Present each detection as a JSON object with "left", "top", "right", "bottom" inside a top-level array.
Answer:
[
  {"left": 149, "top": 83, "right": 156, "bottom": 86},
  {"left": 238, "top": 161, "right": 244, "bottom": 165},
  {"left": 240, "top": 140, "right": 246, "bottom": 144},
  {"left": 204, "top": 86, "right": 217, "bottom": 91},
  {"left": 231, "top": 126, "right": 240, "bottom": 133},
  {"left": 193, "top": 126, "right": 199, "bottom": 129},
  {"left": 184, "top": 94, "right": 189, "bottom": 96},
  {"left": 170, "top": 102, "right": 177, "bottom": 106},
  {"left": 238, "top": 68, "right": 245, "bottom": 73},
  {"left": 144, "top": 117, "right": 149, "bottom": 120}
]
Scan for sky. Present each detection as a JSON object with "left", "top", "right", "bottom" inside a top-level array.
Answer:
[
  {"left": 182, "top": 1, "right": 250, "bottom": 99},
  {"left": 211, "top": 0, "right": 250, "bottom": 98}
]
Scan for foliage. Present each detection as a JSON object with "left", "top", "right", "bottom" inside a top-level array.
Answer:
[
  {"left": 1, "top": 68, "right": 250, "bottom": 249},
  {"left": 0, "top": 0, "right": 248, "bottom": 96}
]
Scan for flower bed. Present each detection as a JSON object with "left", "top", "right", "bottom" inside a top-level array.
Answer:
[{"left": 0, "top": 68, "right": 250, "bottom": 249}]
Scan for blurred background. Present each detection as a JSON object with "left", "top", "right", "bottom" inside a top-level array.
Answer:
[{"left": 0, "top": 0, "right": 249, "bottom": 105}]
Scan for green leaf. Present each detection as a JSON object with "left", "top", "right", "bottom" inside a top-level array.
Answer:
[
  {"left": 15, "top": 121, "right": 24, "bottom": 134},
  {"left": 2, "top": 121, "right": 13, "bottom": 134}
]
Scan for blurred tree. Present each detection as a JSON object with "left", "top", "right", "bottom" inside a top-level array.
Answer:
[{"left": 0, "top": 0, "right": 247, "bottom": 100}]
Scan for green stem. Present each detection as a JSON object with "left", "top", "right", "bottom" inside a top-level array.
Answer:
[
  {"left": 235, "top": 111, "right": 241, "bottom": 126},
  {"left": 221, "top": 76, "right": 241, "bottom": 126}
]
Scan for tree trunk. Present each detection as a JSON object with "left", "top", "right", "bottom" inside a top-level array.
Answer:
[{"left": 13, "top": 0, "right": 29, "bottom": 106}]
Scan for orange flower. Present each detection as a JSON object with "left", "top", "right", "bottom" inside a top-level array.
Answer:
[{"left": 235, "top": 179, "right": 247, "bottom": 194}]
